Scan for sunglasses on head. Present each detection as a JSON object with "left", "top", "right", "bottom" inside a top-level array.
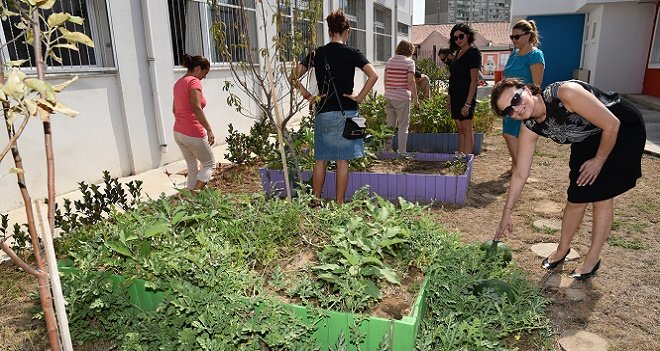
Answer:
[
  {"left": 501, "top": 88, "right": 524, "bottom": 117},
  {"left": 509, "top": 32, "right": 529, "bottom": 41},
  {"left": 453, "top": 33, "right": 465, "bottom": 40}
]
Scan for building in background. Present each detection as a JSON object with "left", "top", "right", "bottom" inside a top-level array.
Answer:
[
  {"left": 0, "top": 0, "right": 412, "bottom": 212},
  {"left": 511, "top": 0, "right": 659, "bottom": 95},
  {"left": 425, "top": 0, "right": 511, "bottom": 24},
  {"left": 412, "top": 22, "right": 510, "bottom": 79}
]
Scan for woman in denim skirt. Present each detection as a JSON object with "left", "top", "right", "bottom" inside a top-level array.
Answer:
[{"left": 294, "top": 9, "right": 378, "bottom": 204}]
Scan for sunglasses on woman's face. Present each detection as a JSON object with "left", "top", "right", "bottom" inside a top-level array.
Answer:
[
  {"left": 501, "top": 88, "right": 524, "bottom": 117},
  {"left": 453, "top": 33, "right": 465, "bottom": 40},
  {"left": 509, "top": 32, "right": 529, "bottom": 41}
]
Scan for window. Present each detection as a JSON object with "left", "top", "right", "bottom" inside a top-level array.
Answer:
[
  {"left": 276, "top": 0, "right": 323, "bottom": 62},
  {"left": 373, "top": 4, "right": 391, "bottom": 62},
  {"left": 0, "top": 0, "right": 114, "bottom": 70},
  {"left": 397, "top": 22, "right": 409, "bottom": 36},
  {"left": 168, "top": 0, "right": 257, "bottom": 65},
  {"left": 340, "top": 0, "right": 366, "bottom": 55}
]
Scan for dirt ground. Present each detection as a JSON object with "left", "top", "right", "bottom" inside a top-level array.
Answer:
[{"left": 1, "top": 131, "right": 658, "bottom": 350}]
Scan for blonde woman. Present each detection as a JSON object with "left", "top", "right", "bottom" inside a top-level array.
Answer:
[{"left": 501, "top": 19, "right": 545, "bottom": 177}]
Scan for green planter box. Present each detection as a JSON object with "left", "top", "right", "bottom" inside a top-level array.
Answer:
[{"left": 59, "top": 263, "right": 429, "bottom": 350}]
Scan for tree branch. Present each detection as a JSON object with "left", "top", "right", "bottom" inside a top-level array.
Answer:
[
  {"left": 0, "top": 114, "right": 30, "bottom": 163},
  {"left": 0, "top": 241, "right": 44, "bottom": 276}
]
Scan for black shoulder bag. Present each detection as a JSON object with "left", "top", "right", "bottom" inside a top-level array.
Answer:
[{"left": 320, "top": 46, "right": 366, "bottom": 140}]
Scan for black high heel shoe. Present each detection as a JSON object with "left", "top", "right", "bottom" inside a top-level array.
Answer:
[
  {"left": 541, "top": 249, "right": 571, "bottom": 270},
  {"left": 569, "top": 260, "right": 601, "bottom": 281}
]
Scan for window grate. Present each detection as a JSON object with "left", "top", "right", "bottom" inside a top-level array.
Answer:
[
  {"left": 0, "top": 0, "right": 114, "bottom": 70},
  {"left": 168, "top": 0, "right": 259, "bottom": 66}
]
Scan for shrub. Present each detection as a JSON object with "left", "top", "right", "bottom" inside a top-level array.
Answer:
[{"left": 224, "top": 118, "right": 275, "bottom": 164}]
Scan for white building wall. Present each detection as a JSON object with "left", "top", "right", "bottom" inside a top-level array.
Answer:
[
  {"left": 1, "top": 0, "right": 411, "bottom": 213},
  {"left": 590, "top": 3, "right": 656, "bottom": 93}
]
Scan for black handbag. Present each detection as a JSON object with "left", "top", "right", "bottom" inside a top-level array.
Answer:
[{"left": 320, "top": 46, "right": 367, "bottom": 140}]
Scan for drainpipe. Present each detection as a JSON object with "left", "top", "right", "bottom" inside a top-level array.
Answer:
[{"left": 140, "top": 0, "right": 168, "bottom": 160}]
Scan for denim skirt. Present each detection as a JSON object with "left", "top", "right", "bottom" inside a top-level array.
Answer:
[{"left": 314, "top": 110, "right": 364, "bottom": 161}]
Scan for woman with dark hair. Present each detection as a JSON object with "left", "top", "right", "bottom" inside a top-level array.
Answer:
[
  {"left": 172, "top": 54, "right": 215, "bottom": 191},
  {"left": 491, "top": 78, "right": 646, "bottom": 280},
  {"left": 501, "top": 19, "right": 545, "bottom": 177},
  {"left": 293, "top": 9, "right": 378, "bottom": 204},
  {"left": 448, "top": 23, "right": 481, "bottom": 158}
]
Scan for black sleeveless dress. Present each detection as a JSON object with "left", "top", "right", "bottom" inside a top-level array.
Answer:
[{"left": 524, "top": 80, "right": 646, "bottom": 203}]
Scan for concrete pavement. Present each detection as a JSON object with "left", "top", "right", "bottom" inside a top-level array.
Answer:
[{"left": 624, "top": 94, "right": 660, "bottom": 157}]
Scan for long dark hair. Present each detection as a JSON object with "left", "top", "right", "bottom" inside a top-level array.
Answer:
[
  {"left": 181, "top": 54, "right": 210, "bottom": 72},
  {"left": 449, "top": 23, "right": 476, "bottom": 53}
]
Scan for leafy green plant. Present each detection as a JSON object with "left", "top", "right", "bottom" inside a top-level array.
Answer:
[
  {"left": 224, "top": 117, "right": 275, "bottom": 164},
  {"left": 410, "top": 93, "right": 495, "bottom": 134},
  {"left": 359, "top": 92, "right": 388, "bottom": 132},
  {"left": 56, "top": 188, "right": 550, "bottom": 349},
  {"left": 415, "top": 58, "right": 449, "bottom": 96},
  {"left": 0, "top": 213, "right": 31, "bottom": 259},
  {"left": 444, "top": 159, "right": 469, "bottom": 175},
  {"left": 54, "top": 170, "right": 143, "bottom": 234}
]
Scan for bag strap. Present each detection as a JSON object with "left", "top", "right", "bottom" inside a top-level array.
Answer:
[{"left": 320, "top": 46, "right": 346, "bottom": 117}]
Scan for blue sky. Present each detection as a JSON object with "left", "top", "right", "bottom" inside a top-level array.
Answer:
[{"left": 413, "top": 1, "right": 424, "bottom": 25}]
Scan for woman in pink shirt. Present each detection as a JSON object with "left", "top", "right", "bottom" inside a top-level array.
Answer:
[{"left": 173, "top": 54, "right": 215, "bottom": 190}]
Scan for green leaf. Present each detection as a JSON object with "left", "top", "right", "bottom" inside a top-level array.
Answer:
[
  {"left": 4, "top": 59, "right": 28, "bottom": 67},
  {"left": 24, "top": 99, "right": 38, "bottom": 116},
  {"left": 47, "top": 13, "right": 70, "bottom": 27},
  {"left": 362, "top": 256, "right": 384, "bottom": 266},
  {"left": 105, "top": 241, "right": 132, "bottom": 257},
  {"left": 36, "top": 0, "right": 56, "bottom": 10},
  {"left": 52, "top": 76, "right": 78, "bottom": 92},
  {"left": 2, "top": 69, "right": 27, "bottom": 99},
  {"left": 339, "top": 249, "right": 360, "bottom": 266},
  {"left": 143, "top": 222, "right": 170, "bottom": 238},
  {"left": 53, "top": 43, "right": 79, "bottom": 51},
  {"left": 67, "top": 15, "right": 84, "bottom": 25},
  {"left": 312, "top": 264, "right": 341, "bottom": 271},
  {"left": 377, "top": 267, "right": 400, "bottom": 284},
  {"left": 364, "top": 280, "right": 381, "bottom": 298},
  {"left": 24, "top": 78, "right": 54, "bottom": 99},
  {"left": 60, "top": 29, "right": 95, "bottom": 47},
  {"left": 317, "top": 273, "right": 339, "bottom": 284},
  {"left": 51, "top": 101, "right": 79, "bottom": 117},
  {"left": 171, "top": 211, "right": 185, "bottom": 226},
  {"left": 379, "top": 238, "right": 406, "bottom": 248},
  {"left": 9, "top": 167, "right": 24, "bottom": 174}
]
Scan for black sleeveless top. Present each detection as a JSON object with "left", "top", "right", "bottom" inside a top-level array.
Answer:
[{"left": 524, "top": 80, "right": 621, "bottom": 144}]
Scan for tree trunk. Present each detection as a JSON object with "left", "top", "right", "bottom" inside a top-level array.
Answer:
[{"left": 31, "top": 10, "right": 74, "bottom": 351}]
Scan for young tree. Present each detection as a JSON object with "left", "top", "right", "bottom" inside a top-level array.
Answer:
[
  {"left": 0, "top": 1, "right": 94, "bottom": 350},
  {"left": 210, "top": 0, "right": 322, "bottom": 200}
]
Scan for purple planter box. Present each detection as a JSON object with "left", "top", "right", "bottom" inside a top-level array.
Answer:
[
  {"left": 393, "top": 133, "right": 484, "bottom": 155},
  {"left": 259, "top": 152, "right": 473, "bottom": 205}
]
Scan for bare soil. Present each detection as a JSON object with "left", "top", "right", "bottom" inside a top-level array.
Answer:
[{"left": 2, "top": 131, "right": 659, "bottom": 350}]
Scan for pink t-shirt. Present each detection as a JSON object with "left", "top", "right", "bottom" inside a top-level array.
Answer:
[
  {"left": 384, "top": 55, "right": 415, "bottom": 101},
  {"left": 173, "top": 76, "right": 207, "bottom": 137}
]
